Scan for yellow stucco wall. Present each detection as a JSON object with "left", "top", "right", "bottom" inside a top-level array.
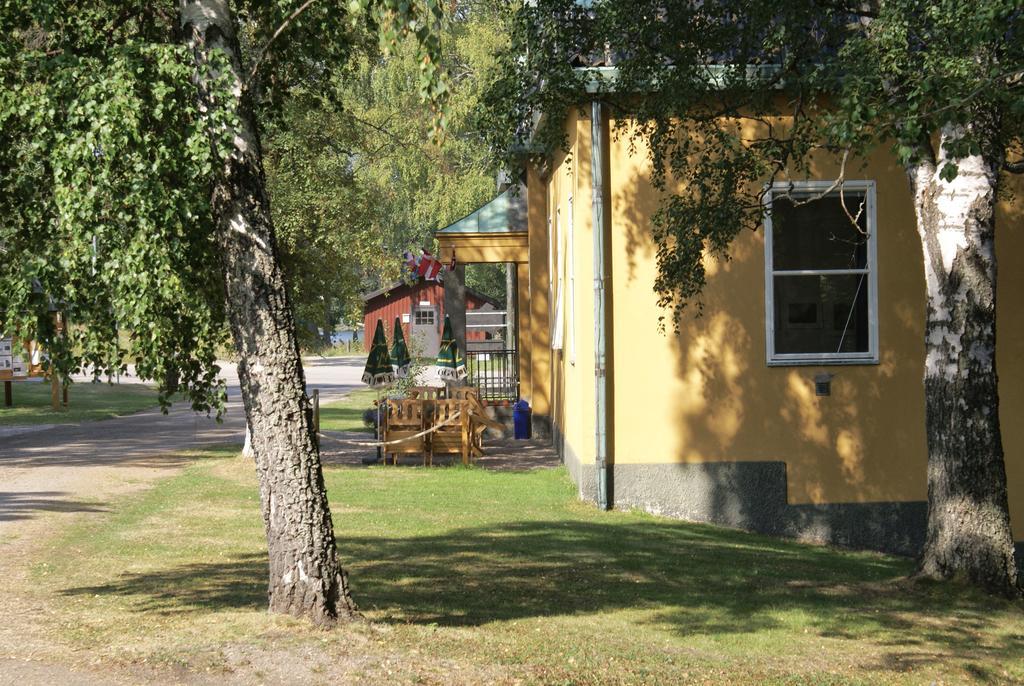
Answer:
[
  {"left": 526, "top": 165, "right": 551, "bottom": 416},
  {"left": 998, "top": 195, "right": 1024, "bottom": 540},
  {"left": 517, "top": 261, "right": 532, "bottom": 405},
  {"left": 542, "top": 111, "right": 1023, "bottom": 539},
  {"left": 546, "top": 110, "right": 596, "bottom": 464}
]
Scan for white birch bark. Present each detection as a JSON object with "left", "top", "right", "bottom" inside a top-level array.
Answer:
[
  {"left": 180, "top": 0, "right": 358, "bottom": 624},
  {"left": 908, "top": 125, "right": 1019, "bottom": 596},
  {"left": 243, "top": 422, "right": 254, "bottom": 459}
]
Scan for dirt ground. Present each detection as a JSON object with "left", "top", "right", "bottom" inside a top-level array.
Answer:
[
  {"left": 0, "top": 448, "right": 193, "bottom": 685},
  {"left": 0, "top": 396, "right": 559, "bottom": 686}
]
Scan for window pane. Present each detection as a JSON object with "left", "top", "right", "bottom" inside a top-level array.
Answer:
[
  {"left": 773, "top": 274, "right": 869, "bottom": 354},
  {"left": 772, "top": 193, "right": 868, "bottom": 270}
]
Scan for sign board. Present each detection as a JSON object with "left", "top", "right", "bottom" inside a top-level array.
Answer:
[{"left": 0, "top": 337, "right": 41, "bottom": 380}]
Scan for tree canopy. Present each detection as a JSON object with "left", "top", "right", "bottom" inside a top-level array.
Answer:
[
  {"left": 264, "top": 0, "right": 511, "bottom": 347},
  {"left": 0, "top": 0, "right": 507, "bottom": 625},
  {"left": 0, "top": 0, "right": 459, "bottom": 405},
  {"left": 484, "top": 0, "right": 1024, "bottom": 326}
]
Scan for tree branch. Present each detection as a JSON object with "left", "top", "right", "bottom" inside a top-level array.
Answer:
[
  {"left": 772, "top": 149, "right": 869, "bottom": 234},
  {"left": 347, "top": 112, "right": 444, "bottom": 164},
  {"left": 898, "top": 68, "right": 1024, "bottom": 123},
  {"left": 245, "top": 0, "right": 321, "bottom": 89}
]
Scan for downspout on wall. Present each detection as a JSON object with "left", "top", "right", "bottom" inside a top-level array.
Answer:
[{"left": 591, "top": 100, "right": 611, "bottom": 510}]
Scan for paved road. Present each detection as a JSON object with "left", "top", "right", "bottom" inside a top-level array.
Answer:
[
  {"left": 67, "top": 355, "right": 369, "bottom": 403},
  {"left": 0, "top": 355, "right": 368, "bottom": 503},
  {"left": 0, "top": 355, "right": 367, "bottom": 462},
  {"left": 212, "top": 355, "right": 370, "bottom": 402}
]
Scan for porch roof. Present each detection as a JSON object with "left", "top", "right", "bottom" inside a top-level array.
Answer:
[
  {"left": 436, "top": 183, "right": 528, "bottom": 236},
  {"left": 436, "top": 184, "right": 529, "bottom": 264}
]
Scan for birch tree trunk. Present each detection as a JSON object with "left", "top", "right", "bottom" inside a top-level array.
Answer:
[
  {"left": 180, "top": 0, "right": 358, "bottom": 624},
  {"left": 907, "top": 124, "right": 1020, "bottom": 597}
]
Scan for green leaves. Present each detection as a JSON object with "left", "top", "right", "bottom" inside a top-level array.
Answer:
[
  {"left": 263, "top": 1, "right": 507, "bottom": 342},
  {"left": 0, "top": 0, "right": 471, "bottom": 407},
  {"left": 346, "top": 0, "right": 451, "bottom": 139},
  {"left": 0, "top": 0, "right": 499, "bottom": 404},
  {"left": 484, "top": 0, "right": 1024, "bottom": 328},
  {"left": 0, "top": 9, "right": 226, "bottom": 412}
]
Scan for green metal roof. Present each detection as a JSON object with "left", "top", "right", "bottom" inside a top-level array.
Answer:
[{"left": 436, "top": 184, "right": 528, "bottom": 235}]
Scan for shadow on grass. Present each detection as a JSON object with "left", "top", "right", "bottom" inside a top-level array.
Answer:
[
  {"left": 0, "top": 491, "right": 108, "bottom": 521},
  {"left": 59, "top": 518, "right": 1024, "bottom": 666},
  {"left": 62, "top": 553, "right": 269, "bottom": 614}
]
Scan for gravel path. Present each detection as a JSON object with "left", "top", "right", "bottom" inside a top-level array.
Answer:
[{"left": 0, "top": 356, "right": 367, "bottom": 684}]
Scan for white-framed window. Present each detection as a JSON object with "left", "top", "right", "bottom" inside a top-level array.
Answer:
[
  {"left": 567, "top": 195, "right": 576, "bottom": 365},
  {"left": 552, "top": 207, "right": 565, "bottom": 350},
  {"left": 764, "top": 180, "right": 878, "bottom": 365},
  {"left": 413, "top": 307, "right": 435, "bottom": 326}
]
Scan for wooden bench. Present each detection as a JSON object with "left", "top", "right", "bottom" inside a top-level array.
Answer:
[
  {"left": 381, "top": 387, "right": 506, "bottom": 466},
  {"left": 448, "top": 387, "right": 503, "bottom": 456},
  {"left": 382, "top": 399, "right": 429, "bottom": 465},
  {"left": 428, "top": 399, "right": 471, "bottom": 466},
  {"left": 406, "top": 386, "right": 444, "bottom": 401}
]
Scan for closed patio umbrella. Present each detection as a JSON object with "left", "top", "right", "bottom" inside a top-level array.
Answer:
[
  {"left": 362, "top": 318, "right": 394, "bottom": 463},
  {"left": 390, "top": 317, "right": 412, "bottom": 379},
  {"left": 436, "top": 315, "right": 466, "bottom": 381},
  {"left": 362, "top": 319, "right": 395, "bottom": 386}
]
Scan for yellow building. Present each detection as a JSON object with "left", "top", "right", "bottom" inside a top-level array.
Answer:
[{"left": 438, "top": 100, "right": 1024, "bottom": 560}]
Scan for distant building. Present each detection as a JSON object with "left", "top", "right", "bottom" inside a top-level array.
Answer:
[{"left": 361, "top": 278, "right": 500, "bottom": 357}]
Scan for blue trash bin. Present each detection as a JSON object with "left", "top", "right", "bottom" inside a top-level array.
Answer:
[{"left": 513, "top": 399, "right": 532, "bottom": 439}]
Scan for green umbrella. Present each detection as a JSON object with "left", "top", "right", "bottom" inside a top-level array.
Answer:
[
  {"left": 436, "top": 315, "right": 466, "bottom": 381},
  {"left": 362, "top": 319, "right": 395, "bottom": 386},
  {"left": 390, "top": 317, "right": 412, "bottom": 379}
]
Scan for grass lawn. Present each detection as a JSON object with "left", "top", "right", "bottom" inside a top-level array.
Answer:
[
  {"left": 27, "top": 453, "right": 1024, "bottom": 685},
  {"left": 0, "top": 380, "right": 161, "bottom": 426},
  {"left": 318, "top": 387, "right": 381, "bottom": 433}
]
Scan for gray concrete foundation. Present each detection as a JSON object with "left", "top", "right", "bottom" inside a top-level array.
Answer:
[
  {"left": 556, "top": 423, "right": 596, "bottom": 500},
  {"left": 561, "top": 447, "right": 935, "bottom": 557}
]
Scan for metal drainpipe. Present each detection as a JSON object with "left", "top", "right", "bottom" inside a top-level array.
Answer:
[{"left": 591, "top": 100, "right": 610, "bottom": 511}]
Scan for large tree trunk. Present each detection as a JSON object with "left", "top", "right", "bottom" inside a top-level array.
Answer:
[
  {"left": 180, "top": 0, "right": 358, "bottom": 624},
  {"left": 907, "top": 124, "right": 1019, "bottom": 597}
]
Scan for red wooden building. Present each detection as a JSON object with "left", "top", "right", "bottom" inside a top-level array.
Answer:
[{"left": 362, "top": 278, "right": 500, "bottom": 356}]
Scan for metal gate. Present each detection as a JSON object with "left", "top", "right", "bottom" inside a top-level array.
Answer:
[{"left": 466, "top": 349, "right": 519, "bottom": 402}]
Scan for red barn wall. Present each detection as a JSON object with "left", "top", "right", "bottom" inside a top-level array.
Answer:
[{"left": 363, "top": 279, "right": 499, "bottom": 351}]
